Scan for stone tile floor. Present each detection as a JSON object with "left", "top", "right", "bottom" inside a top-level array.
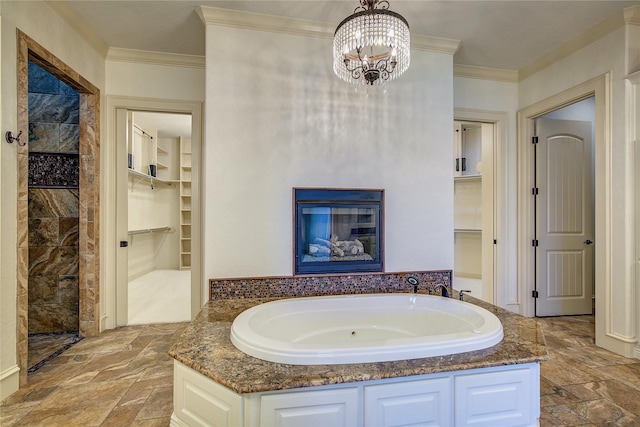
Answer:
[
  {"left": 1, "top": 322, "right": 187, "bottom": 427},
  {"left": 2, "top": 316, "right": 640, "bottom": 426},
  {"left": 538, "top": 315, "right": 640, "bottom": 426}
]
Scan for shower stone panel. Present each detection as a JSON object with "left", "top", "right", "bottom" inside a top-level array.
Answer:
[
  {"left": 28, "top": 218, "right": 59, "bottom": 246},
  {"left": 60, "top": 124, "right": 80, "bottom": 152},
  {"left": 28, "top": 122, "right": 59, "bottom": 151},
  {"left": 28, "top": 189, "right": 79, "bottom": 218},
  {"left": 28, "top": 246, "right": 79, "bottom": 276},
  {"left": 28, "top": 61, "right": 58, "bottom": 94},
  {"left": 59, "top": 218, "right": 80, "bottom": 247},
  {"left": 28, "top": 304, "right": 79, "bottom": 333},
  {"left": 28, "top": 93, "right": 79, "bottom": 125},
  {"left": 28, "top": 275, "right": 58, "bottom": 303}
]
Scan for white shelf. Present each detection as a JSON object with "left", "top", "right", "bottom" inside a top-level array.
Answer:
[
  {"left": 179, "top": 136, "right": 192, "bottom": 270},
  {"left": 128, "top": 168, "right": 178, "bottom": 185},
  {"left": 454, "top": 175, "right": 482, "bottom": 181}
]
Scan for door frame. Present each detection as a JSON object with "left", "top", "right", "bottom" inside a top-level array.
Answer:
[
  {"left": 517, "top": 73, "right": 630, "bottom": 354},
  {"left": 454, "top": 108, "right": 507, "bottom": 308},
  {"left": 103, "top": 96, "right": 204, "bottom": 329}
]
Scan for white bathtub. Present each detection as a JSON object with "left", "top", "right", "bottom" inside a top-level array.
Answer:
[{"left": 230, "top": 293, "right": 504, "bottom": 365}]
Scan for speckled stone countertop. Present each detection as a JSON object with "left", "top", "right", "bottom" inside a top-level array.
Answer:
[{"left": 168, "top": 293, "right": 548, "bottom": 394}]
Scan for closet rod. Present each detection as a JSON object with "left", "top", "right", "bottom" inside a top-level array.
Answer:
[
  {"left": 133, "top": 124, "right": 153, "bottom": 139},
  {"left": 128, "top": 226, "right": 173, "bottom": 235}
]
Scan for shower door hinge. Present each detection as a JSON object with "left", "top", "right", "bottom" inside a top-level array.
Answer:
[
  {"left": 532, "top": 239, "right": 539, "bottom": 247},
  {"left": 532, "top": 290, "right": 539, "bottom": 298},
  {"left": 532, "top": 136, "right": 539, "bottom": 144}
]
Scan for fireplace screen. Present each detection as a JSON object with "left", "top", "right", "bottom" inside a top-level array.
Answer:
[{"left": 294, "top": 189, "right": 383, "bottom": 275}]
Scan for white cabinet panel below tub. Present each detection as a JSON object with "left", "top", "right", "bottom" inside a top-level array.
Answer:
[
  {"left": 172, "top": 361, "right": 243, "bottom": 427},
  {"left": 454, "top": 364, "right": 539, "bottom": 426},
  {"left": 364, "top": 377, "right": 452, "bottom": 427},
  {"left": 171, "top": 361, "right": 541, "bottom": 427},
  {"left": 259, "top": 388, "right": 359, "bottom": 427}
]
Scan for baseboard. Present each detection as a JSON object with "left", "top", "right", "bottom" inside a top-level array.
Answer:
[
  {"left": 0, "top": 364, "right": 20, "bottom": 401},
  {"left": 170, "top": 413, "right": 188, "bottom": 427}
]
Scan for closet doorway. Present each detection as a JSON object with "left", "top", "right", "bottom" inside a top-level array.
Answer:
[
  {"left": 115, "top": 107, "right": 198, "bottom": 326},
  {"left": 453, "top": 120, "right": 495, "bottom": 304}
]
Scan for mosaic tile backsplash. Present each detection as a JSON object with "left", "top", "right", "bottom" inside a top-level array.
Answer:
[{"left": 210, "top": 270, "right": 452, "bottom": 301}]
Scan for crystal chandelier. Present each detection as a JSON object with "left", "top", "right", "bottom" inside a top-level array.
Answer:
[{"left": 333, "top": 0, "right": 410, "bottom": 86}]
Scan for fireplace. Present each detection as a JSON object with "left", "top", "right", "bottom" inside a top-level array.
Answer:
[{"left": 294, "top": 188, "right": 384, "bottom": 275}]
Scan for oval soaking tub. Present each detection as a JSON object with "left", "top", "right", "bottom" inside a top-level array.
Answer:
[{"left": 230, "top": 293, "right": 503, "bottom": 365}]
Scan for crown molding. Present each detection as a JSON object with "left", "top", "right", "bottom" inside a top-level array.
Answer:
[
  {"left": 197, "top": 6, "right": 461, "bottom": 56},
  {"left": 626, "top": 69, "right": 640, "bottom": 84},
  {"left": 411, "top": 34, "right": 461, "bottom": 55},
  {"left": 519, "top": 11, "right": 624, "bottom": 81},
  {"left": 197, "top": 6, "right": 333, "bottom": 40},
  {"left": 107, "top": 48, "right": 205, "bottom": 68},
  {"left": 624, "top": 5, "right": 640, "bottom": 26},
  {"left": 44, "top": 0, "right": 109, "bottom": 58},
  {"left": 453, "top": 64, "right": 518, "bottom": 83}
]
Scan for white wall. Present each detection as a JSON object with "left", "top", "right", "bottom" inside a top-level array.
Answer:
[
  {"left": 0, "top": 0, "right": 105, "bottom": 400},
  {"left": 203, "top": 25, "right": 455, "bottom": 279},
  {"left": 106, "top": 61, "right": 205, "bottom": 102},
  {"left": 128, "top": 183, "right": 180, "bottom": 279}
]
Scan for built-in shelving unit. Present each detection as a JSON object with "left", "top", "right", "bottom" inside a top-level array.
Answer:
[
  {"left": 453, "top": 121, "right": 494, "bottom": 302},
  {"left": 156, "top": 144, "right": 169, "bottom": 172},
  {"left": 180, "top": 137, "right": 192, "bottom": 270}
]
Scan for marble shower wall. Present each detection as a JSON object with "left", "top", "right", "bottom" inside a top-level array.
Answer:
[{"left": 27, "top": 61, "right": 80, "bottom": 333}]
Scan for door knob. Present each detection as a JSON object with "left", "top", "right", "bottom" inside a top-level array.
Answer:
[{"left": 584, "top": 239, "right": 593, "bottom": 245}]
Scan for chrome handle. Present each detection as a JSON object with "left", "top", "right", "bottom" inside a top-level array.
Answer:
[{"left": 584, "top": 239, "right": 593, "bottom": 245}]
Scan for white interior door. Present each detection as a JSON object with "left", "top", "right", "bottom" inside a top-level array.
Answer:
[{"left": 535, "top": 118, "right": 594, "bottom": 316}]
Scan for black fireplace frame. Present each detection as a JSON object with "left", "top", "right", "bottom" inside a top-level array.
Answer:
[{"left": 293, "top": 188, "right": 384, "bottom": 275}]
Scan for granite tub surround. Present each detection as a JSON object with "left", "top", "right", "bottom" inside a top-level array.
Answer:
[
  {"left": 210, "top": 270, "right": 452, "bottom": 300},
  {"left": 169, "top": 292, "right": 548, "bottom": 395}
]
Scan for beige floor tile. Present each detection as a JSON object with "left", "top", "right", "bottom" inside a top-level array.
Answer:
[{"left": 4, "top": 316, "right": 639, "bottom": 427}]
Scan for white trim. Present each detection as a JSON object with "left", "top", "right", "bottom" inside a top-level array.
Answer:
[
  {"left": 107, "top": 48, "right": 205, "bottom": 69},
  {"left": 0, "top": 365, "right": 20, "bottom": 401},
  {"left": 454, "top": 65, "right": 518, "bottom": 83},
  {"left": 103, "top": 96, "right": 204, "bottom": 329},
  {"left": 624, "top": 5, "right": 640, "bottom": 26},
  {"left": 197, "top": 6, "right": 461, "bottom": 56}
]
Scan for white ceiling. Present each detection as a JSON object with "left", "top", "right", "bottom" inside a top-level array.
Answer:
[
  {"left": 57, "top": 0, "right": 637, "bottom": 71},
  {"left": 133, "top": 111, "right": 192, "bottom": 139},
  {"left": 48, "top": 0, "right": 637, "bottom": 137}
]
